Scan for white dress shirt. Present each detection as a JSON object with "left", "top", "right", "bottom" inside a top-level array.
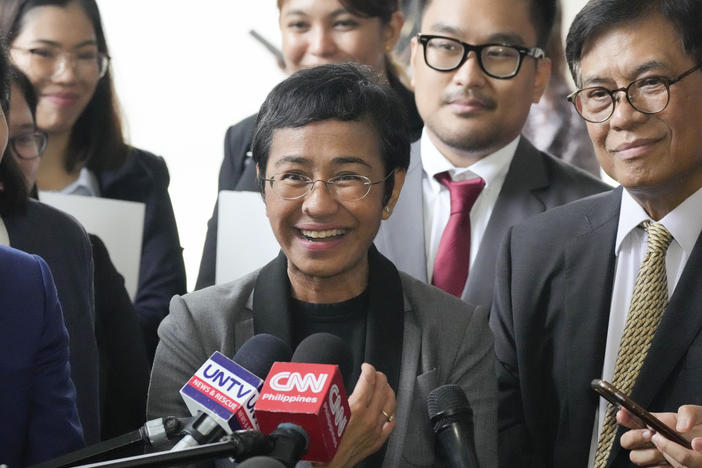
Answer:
[
  {"left": 420, "top": 129, "right": 519, "bottom": 281},
  {"left": 60, "top": 167, "right": 101, "bottom": 197},
  {"left": 0, "top": 217, "right": 9, "bottom": 246},
  {"left": 587, "top": 185, "right": 702, "bottom": 467}
]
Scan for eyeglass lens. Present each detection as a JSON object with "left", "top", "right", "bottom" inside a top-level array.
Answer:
[
  {"left": 423, "top": 36, "right": 522, "bottom": 77},
  {"left": 269, "top": 174, "right": 373, "bottom": 201},
  {"left": 12, "top": 132, "right": 48, "bottom": 160},
  {"left": 23, "top": 47, "right": 108, "bottom": 78},
  {"left": 574, "top": 78, "right": 670, "bottom": 122}
]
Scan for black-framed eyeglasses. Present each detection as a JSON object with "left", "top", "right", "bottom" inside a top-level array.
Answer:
[
  {"left": 10, "top": 130, "right": 48, "bottom": 160},
  {"left": 567, "top": 63, "right": 702, "bottom": 123},
  {"left": 416, "top": 34, "right": 545, "bottom": 79},
  {"left": 260, "top": 170, "right": 395, "bottom": 202}
]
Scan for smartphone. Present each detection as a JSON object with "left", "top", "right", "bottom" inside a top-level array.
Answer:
[{"left": 591, "top": 379, "right": 692, "bottom": 449}]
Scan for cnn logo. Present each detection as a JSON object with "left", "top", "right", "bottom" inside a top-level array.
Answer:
[{"left": 269, "top": 371, "right": 329, "bottom": 393}]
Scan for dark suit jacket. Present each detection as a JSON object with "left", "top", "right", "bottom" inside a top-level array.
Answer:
[
  {"left": 489, "top": 187, "right": 702, "bottom": 468},
  {"left": 375, "top": 137, "right": 610, "bottom": 309},
  {"left": 4, "top": 199, "right": 100, "bottom": 444},
  {"left": 151, "top": 249, "right": 497, "bottom": 467},
  {"left": 90, "top": 234, "right": 150, "bottom": 440},
  {"left": 0, "top": 245, "right": 85, "bottom": 466},
  {"left": 196, "top": 79, "right": 423, "bottom": 290},
  {"left": 98, "top": 147, "right": 187, "bottom": 359}
]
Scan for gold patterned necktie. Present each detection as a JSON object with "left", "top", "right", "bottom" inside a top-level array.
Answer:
[{"left": 594, "top": 221, "right": 674, "bottom": 468}]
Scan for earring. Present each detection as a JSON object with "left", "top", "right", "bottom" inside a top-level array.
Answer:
[
  {"left": 385, "top": 43, "right": 392, "bottom": 52},
  {"left": 384, "top": 206, "right": 391, "bottom": 214}
]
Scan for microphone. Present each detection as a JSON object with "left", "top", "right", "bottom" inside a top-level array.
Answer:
[
  {"left": 427, "top": 384, "right": 479, "bottom": 468},
  {"left": 172, "top": 334, "right": 291, "bottom": 451},
  {"left": 67, "top": 423, "right": 308, "bottom": 468},
  {"left": 237, "top": 456, "right": 287, "bottom": 468},
  {"left": 29, "top": 416, "right": 190, "bottom": 468},
  {"left": 255, "top": 333, "right": 353, "bottom": 463}
]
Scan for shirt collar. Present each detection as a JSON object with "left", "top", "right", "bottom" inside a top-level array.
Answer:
[
  {"left": 61, "top": 167, "right": 101, "bottom": 197},
  {"left": 420, "top": 129, "right": 519, "bottom": 189},
  {"left": 616, "top": 185, "right": 702, "bottom": 255}
]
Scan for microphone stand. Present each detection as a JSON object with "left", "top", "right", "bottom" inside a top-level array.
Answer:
[
  {"left": 74, "top": 431, "right": 273, "bottom": 468},
  {"left": 30, "top": 417, "right": 189, "bottom": 468}
]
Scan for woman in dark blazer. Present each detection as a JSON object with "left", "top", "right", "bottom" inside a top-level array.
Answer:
[
  {"left": 0, "top": 0, "right": 186, "bottom": 358},
  {"left": 148, "top": 64, "right": 496, "bottom": 467},
  {"left": 3, "top": 65, "right": 150, "bottom": 441},
  {"left": 0, "top": 245, "right": 85, "bottom": 466},
  {"left": 196, "top": 0, "right": 423, "bottom": 289}
]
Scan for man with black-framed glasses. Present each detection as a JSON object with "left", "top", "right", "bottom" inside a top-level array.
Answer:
[
  {"left": 375, "top": 0, "right": 607, "bottom": 310},
  {"left": 490, "top": 0, "right": 702, "bottom": 467}
]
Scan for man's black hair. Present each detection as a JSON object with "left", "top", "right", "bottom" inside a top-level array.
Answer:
[
  {"left": 419, "top": 0, "right": 556, "bottom": 49},
  {"left": 566, "top": 0, "right": 702, "bottom": 85}
]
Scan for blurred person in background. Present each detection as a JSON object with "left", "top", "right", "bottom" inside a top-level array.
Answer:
[
  {"left": 0, "top": 0, "right": 187, "bottom": 360},
  {"left": 0, "top": 38, "right": 84, "bottom": 465},
  {"left": 0, "top": 61, "right": 99, "bottom": 444},
  {"left": 6, "top": 64, "right": 150, "bottom": 441},
  {"left": 522, "top": 0, "right": 600, "bottom": 177},
  {"left": 196, "top": 0, "right": 423, "bottom": 289}
]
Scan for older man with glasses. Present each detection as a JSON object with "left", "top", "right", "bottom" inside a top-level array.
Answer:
[
  {"left": 489, "top": 0, "right": 702, "bottom": 467},
  {"left": 374, "top": 0, "right": 607, "bottom": 312}
]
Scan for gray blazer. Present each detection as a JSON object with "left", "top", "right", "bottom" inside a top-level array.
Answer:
[
  {"left": 375, "top": 137, "right": 610, "bottom": 309},
  {"left": 148, "top": 268, "right": 497, "bottom": 467}
]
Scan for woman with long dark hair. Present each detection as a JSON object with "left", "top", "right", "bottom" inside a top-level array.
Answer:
[{"left": 0, "top": 0, "right": 187, "bottom": 358}]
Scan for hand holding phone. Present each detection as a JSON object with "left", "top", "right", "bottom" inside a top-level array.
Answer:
[{"left": 591, "top": 379, "right": 692, "bottom": 449}]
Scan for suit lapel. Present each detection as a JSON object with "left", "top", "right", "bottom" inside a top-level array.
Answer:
[
  {"left": 562, "top": 189, "right": 621, "bottom": 464},
  {"left": 383, "top": 297, "right": 422, "bottom": 466},
  {"left": 464, "top": 138, "right": 549, "bottom": 306},
  {"left": 375, "top": 141, "right": 428, "bottom": 282},
  {"left": 252, "top": 251, "right": 293, "bottom": 345}
]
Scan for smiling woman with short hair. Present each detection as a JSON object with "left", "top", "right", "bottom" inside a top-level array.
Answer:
[{"left": 148, "top": 63, "right": 497, "bottom": 468}]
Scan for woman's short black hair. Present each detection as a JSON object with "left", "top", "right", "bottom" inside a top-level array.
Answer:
[
  {"left": 252, "top": 62, "right": 410, "bottom": 205},
  {"left": 0, "top": 0, "right": 127, "bottom": 173},
  {"left": 566, "top": 0, "right": 702, "bottom": 85}
]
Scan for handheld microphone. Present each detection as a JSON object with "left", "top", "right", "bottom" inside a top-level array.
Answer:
[
  {"left": 255, "top": 333, "right": 352, "bottom": 463},
  {"left": 173, "top": 334, "right": 291, "bottom": 451},
  {"left": 427, "top": 384, "right": 479, "bottom": 468}
]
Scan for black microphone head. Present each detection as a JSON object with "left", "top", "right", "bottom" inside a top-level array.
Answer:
[
  {"left": 292, "top": 333, "right": 353, "bottom": 382},
  {"left": 427, "top": 384, "right": 473, "bottom": 431},
  {"left": 269, "top": 423, "right": 308, "bottom": 466},
  {"left": 234, "top": 333, "right": 292, "bottom": 379}
]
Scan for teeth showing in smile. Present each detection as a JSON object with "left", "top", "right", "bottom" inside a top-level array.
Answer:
[{"left": 300, "top": 229, "right": 346, "bottom": 239}]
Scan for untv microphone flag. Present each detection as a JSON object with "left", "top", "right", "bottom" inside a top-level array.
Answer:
[
  {"left": 180, "top": 351, "right": 263, "bottom": 432},
  {"left": 254, "top": 362, "right": 350, "bottom": 462}
]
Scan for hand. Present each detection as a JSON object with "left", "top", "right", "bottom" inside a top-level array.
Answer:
[
  {"left": 619, "top": 406, "right": 702, "bottom": 467},
  {"left": 314, "top": 363, "right": 397, "bottom": 468}
]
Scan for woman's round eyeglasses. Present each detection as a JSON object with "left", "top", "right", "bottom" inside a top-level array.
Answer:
[
  {"left": 10, "top": 130, "right": 48, "bottom": 160},
  {"left": 260, "top": 170, "right": 395, "bottom": 202}
]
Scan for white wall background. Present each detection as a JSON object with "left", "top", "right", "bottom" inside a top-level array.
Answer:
[
  {"left": 97, "top": 1, "right": 286, "bottom": 290},
  {"left": 97, "top": 0, "right": 589, "bottom": 291}
]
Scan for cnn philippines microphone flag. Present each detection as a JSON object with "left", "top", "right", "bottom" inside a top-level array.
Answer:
[
  {"left": 255, "top": 362, "right": 350, "bottom": 462},
  {"left": 180, "top": 351, "right": 263, "bottom": 432}
]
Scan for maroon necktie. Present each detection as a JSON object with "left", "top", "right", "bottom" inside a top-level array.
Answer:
[{"left": 431, "top": 172, "right": 485, "bottom": 297}]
